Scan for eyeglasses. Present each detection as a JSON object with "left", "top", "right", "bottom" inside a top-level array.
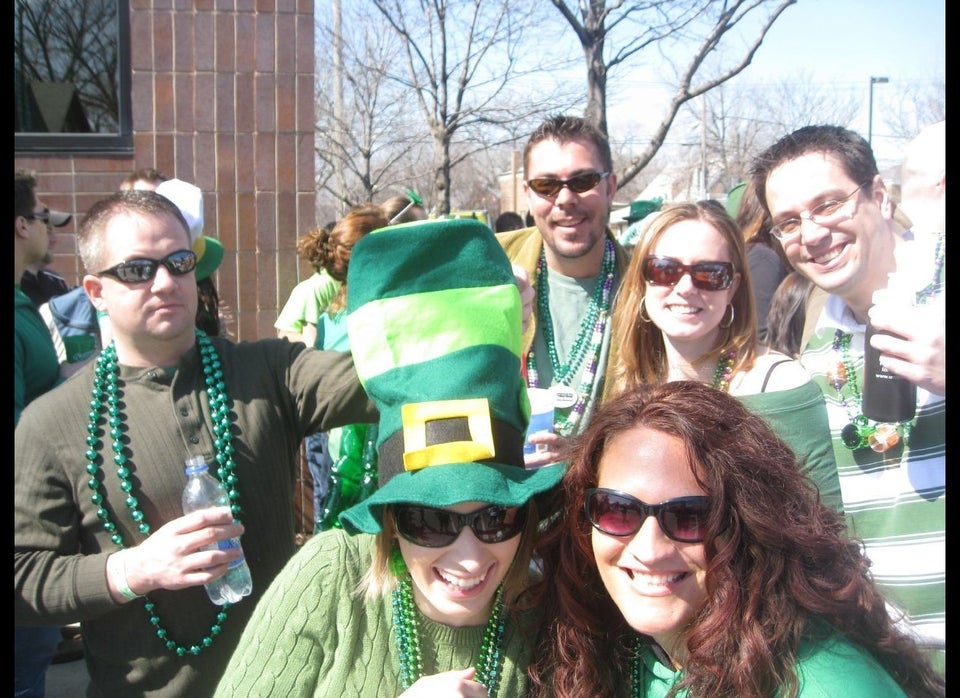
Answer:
[
  {"left": 769, "top": 185, "right": 865, "bottom": 240},
  {"left": 585, "top": 488, "right": 711, "bottom": 543},
  {"left": 642, "top": 255, "right": 734, "bottom": 291},
  {"left": 393, "top": 503, "right": 528, "bottom": 548},
  {"left": 96, "top": 249, "right": 197, "bottom": 283},
  {"left": 24, "top": 208, "right": 51, "bottom": 224},
  {"left": 526, "top": 171, "right": 610, "bottom": 198}
]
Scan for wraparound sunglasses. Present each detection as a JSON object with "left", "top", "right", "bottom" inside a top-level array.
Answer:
[{"left": 393, "top": 503, "right": 528, "bottom": 548}]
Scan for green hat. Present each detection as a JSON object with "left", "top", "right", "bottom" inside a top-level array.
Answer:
[
  {"left": 624, "top": 198, "right": 663, "bottom": 223},
  {"left": 193, "top": 235, "right": 224, "bottom": 281},
  {"left": 725, "top": 182, "right": 747, "bottom": 218},
  {"left": 338, "top": 218, "right": 565, "bottom": 534}
]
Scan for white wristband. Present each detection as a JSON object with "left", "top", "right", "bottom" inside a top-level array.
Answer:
[{"left": 107, "top": 552, "right": 143, "bottom": 601}]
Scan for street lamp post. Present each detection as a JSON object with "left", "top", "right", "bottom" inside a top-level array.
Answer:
[{"left": 868, "top": 76, "right": 889, "bottom": 147}]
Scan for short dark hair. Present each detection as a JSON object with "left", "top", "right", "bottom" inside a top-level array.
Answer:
[
  {"left": 494, "top": 211, "right": 525, "bottom": 232},
  {"left": 750, "top": 125, "right": 878, "bottom": 214},
  {"left": 15, "top": 169, "right": 38, "bottom": 219},
  {"left": 523, "top": 114, "right": 613, "bottom": 176}
]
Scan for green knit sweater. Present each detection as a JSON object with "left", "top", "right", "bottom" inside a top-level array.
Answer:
[{"left": 215, "top": 529, "right": 541, "bottom": 696}]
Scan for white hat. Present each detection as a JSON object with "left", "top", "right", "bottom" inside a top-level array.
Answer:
[{"left": 155, "top": 178, "right": 204, "bottom": 243}]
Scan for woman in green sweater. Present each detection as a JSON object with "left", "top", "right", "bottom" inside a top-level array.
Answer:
[{"left": 216, "top": 217, "right": 565, "bottom": 696}]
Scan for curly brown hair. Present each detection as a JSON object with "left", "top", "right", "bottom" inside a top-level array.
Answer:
[
  {"left": 527, "top": 382, "right": 944, "bottom": 698},
  {"left": 297, "top": 204, "right": 387, "bottom": 314}
]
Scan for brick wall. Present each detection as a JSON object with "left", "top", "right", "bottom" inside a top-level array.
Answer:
[{"left": 14, "top": 0, "right": 318, "bottom": 343}]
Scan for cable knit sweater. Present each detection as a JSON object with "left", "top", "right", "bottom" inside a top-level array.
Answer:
[{"left": 215, "top": 529, "right": 541, "bottom": 696}]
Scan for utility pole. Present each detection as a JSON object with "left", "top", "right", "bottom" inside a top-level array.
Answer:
[
  {"left": 867, "top": 76, "right": 889, "bottom": 147},
  {"left": 332, "top": 0, "right": 345, "bottom": 217}
]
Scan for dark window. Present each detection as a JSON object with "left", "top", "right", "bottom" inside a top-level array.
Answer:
[{"left": 15, "top": 0, "right": 132, "bottom": 154}]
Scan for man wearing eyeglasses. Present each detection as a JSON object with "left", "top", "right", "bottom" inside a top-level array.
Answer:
[
  {"left": 497, "top": 114, "right": 631, "bottom": 468},
  {"left": 14, "top": 188, "right": 377, "bottom": 696},
  {"left": 750, "top": 124, "right": 945, "bottom": 675}
]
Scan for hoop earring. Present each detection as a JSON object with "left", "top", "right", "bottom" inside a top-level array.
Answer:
[
  {"left": 639, "top": 296, "right": 652, "bottom": 324},
  {"left": 719, "top": 304, "right": 735, "bottom": 329}
]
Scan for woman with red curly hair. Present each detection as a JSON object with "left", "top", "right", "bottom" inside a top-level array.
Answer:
[{"left": 528, "top": 381, "right": 944, "bottom": 697}]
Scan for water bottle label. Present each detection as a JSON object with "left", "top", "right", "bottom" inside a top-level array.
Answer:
[
  {"left": 216, "top": 538, "right": 246, "bottom": 569},
  {"left": 216, "top": 538, "right": 241, "bottom": 553}
]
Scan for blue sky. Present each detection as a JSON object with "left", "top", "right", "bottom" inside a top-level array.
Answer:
[
  {"left": 740, "top": 0, "right": 944, "bottom": 162},
  {"left": 604, "top": 0, "right": 945, "bottom": 168},
  {"left": 743, "top": 0, "right": 944, "bottom": 88}
]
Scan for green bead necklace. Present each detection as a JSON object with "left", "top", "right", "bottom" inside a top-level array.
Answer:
[
  {"left": 392, "top": 575, "right": 507, "bottom": 695},
  {"left": 85, "top": 330, "right": 241, "bottom": 656},
  {"left": 710, "top": 350, "right": 736, "bottom": 392}
]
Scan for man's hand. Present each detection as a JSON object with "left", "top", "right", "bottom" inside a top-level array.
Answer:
[
  {"left": 117, "top": 507, "right": 245, "bottom": 600},
  {"left": 867, "top": 300, "right": 945, "bottom": 396}
]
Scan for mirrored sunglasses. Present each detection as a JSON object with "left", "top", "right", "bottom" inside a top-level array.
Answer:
[
  {"left": 97, "top": 249, "right": 197, "bottom": 284},
  {"left": 642, "top": 255, "right": 734, "bottom": 291},
  {"left": 584, "top": 488, "right": 711, "bottom": 543},
  {"left": 393, "top": 503, "right": 528, "bottom": 548},
  {"left": 526, "top": 171, "right": 610, "bottom": 198}
]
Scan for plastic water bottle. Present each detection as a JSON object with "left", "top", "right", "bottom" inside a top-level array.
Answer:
[{"left": 181, "top": 456, "right": 253, "bottom": 605}]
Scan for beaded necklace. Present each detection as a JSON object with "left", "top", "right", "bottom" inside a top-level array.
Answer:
[
  {"left": 915, "top": 231, "right": 945, "bottom": 302},
  {"left": 85, "top": 330, "right": 240, "bottom": 656},
  {"left": 631, "top": 637, "right": 643, "bottom": 697},
  {"left": 393, "top": 575, "right": 507, "bottom": 695},
  {"left": 710, "top": 350, "right": 736, "bottom": 392},
  {"left": 828, "top": 237, "right": 943, "bottom": 454},
  {"left": 527, "top": 239, "right": 615, "bottom": 437},
  {"left": 830, "top": 329, "right": 911, "bottom": 453}
]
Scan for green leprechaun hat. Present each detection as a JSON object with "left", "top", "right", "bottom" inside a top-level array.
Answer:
[{"left": 338, "top": 217, "right": 565, "bottom": 534}]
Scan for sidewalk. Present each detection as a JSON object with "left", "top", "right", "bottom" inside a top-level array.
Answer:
[{"left": 46, "top": 654, "right": 89, "bottom": 696}]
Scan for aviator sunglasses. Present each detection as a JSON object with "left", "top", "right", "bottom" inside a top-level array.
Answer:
[
  {"left": 526, "top": 171, "right": 610, "bottom": 198},
  {"left": 642, "top": 255, "right": 734, "bottom": 292},
  {"left": 393, "top": 503, "right": 528, "bottom": 548},
  {"left": 584, "top": 488, "right": 711, "bottom": 543},
  {"left": 96, "top": 249, "right": 197, "bottom": 284}
]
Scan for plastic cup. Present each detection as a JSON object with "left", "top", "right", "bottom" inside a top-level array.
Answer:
[
  {"left": 63, "top": 334, "right": 96, "bottom": 363},
  {"left": 523, "top": 388, "right": 555, "bottom": 456}
]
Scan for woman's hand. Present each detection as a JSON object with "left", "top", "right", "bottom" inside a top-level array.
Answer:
[{"left": 399, "top": 667, "right": 489, "bottom": 697}]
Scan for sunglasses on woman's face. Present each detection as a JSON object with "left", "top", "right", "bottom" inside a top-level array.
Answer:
[
  {"left": 96, "top": 249, "right": 197, "bottom": 284},
  {"left": 641, "top": 255, "right": 734, "bottom": 291},
  {"left": 584, "top": 488, "right": 711, "bottom": 543},
  {"left": 393, "top": 503, "right": 528, "bottom": 548}
]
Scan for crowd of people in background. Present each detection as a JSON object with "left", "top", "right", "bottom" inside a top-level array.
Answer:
[{"left": 16, "top": 115, "right": 944, "bottom": 697}]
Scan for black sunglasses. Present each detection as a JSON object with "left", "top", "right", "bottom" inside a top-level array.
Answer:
[
  {"left": 641, "top": 255, "right": 734, "bottom": 292},
  {"left": 97, "top": 249, "right": 197, "bottom": 284},
  {"left": 526, "top": 171, "right": 610, "bottom": 198},
  {"left": 584, "top": 488, "right": 711, "bottom": 543},
  {"left": 24, "top": 207, "right": 51, "bottom": 224},
  {"left": 393, "top": 503, "right": 528, "bottom": 548}
]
